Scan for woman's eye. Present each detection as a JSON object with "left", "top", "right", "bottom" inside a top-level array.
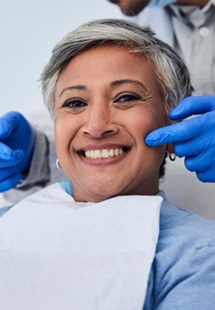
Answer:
[
  {"left": 63, "top": 99, "right": 87, "bottom": 109},
  {"left": 115, "top": 94, "right": 142, "bottom": 103}
]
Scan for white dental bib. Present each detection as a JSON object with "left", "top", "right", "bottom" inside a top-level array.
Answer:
[{"left": 0, "top": 183, "right": 162, "bottom": 310}]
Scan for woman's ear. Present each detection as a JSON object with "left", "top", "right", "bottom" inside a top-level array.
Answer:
[
  {"left": 167, "top": 143, "right": 174, "bottom": 153},
  {"left": 167, "top": 143, "right": 176, "bottom": 161}
]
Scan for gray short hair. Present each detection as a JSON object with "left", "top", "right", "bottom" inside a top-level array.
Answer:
[{"left": 41, "top": 18, "right": 192, "bottom": 116}]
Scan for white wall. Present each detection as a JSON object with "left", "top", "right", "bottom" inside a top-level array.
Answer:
[{"left": 0, "top": 0, "right": 122, "bottom": 115}]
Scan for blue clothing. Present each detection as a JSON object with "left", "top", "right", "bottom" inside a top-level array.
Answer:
[
  {"left": 144, "top": 198, "right": 215, "bottom": 309},
  {"left": 1, "top": 182, "right": 215, "bottom": 309},
  {"left": 60, "top": 180, "right": 72, "bottom": 195}
]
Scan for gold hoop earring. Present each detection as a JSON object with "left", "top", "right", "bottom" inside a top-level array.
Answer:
[
  {"left": 168, "top": 152, "right": 176, "bottom": 161},
  {"left": 56, "top": 158, "right": 62, "bottom": 170}
]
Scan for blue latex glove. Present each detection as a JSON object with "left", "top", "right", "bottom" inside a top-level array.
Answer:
[
  {"left": 145, "top": 96, "right": 215, "bottom": 182},
  {"left": 0, "top": 112, "right": 35, "bottom": 192}
]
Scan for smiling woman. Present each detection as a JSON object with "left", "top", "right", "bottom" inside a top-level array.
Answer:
[
  {"left": 0, "top": 18, "right": 214, "bottom": 309},
  {"left": 54, "top": 45, "right": 168, "bottom": 202},
  {"left": 41, "top": 18, "right": 191, "bottom": 202}
]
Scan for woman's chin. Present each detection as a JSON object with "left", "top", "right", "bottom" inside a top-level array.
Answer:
[{"left": 73, "top": 184, "right": 124, "bottom": 203}]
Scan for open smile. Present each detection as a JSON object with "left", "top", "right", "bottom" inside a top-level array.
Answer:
[{"left": 76, "top": 146, "right": 131, "bottom": 160}]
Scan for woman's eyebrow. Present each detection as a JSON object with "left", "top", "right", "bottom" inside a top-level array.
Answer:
[
  {"left": 59, "top": 85, "right": 86, "bottom": 97},
  {"left": 58, "top": 80, "right": 147, "bottom": 98},
  {"left": 111, "top": 79, "right": 147, "bottom": 91}
]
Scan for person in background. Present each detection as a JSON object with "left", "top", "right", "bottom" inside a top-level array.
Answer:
[
  {"left": 0, "top": 19, "right": 214, "bottom": 309},
  {"left": 0, "top": 0, "right": 214, "bottom": 205},
  {"left": 108, "top": 0, "right": 215, "bottom": 95}
]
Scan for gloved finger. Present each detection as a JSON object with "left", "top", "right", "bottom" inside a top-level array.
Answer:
[
  {"left": 146, "top": 111, "right": 215, "bottom": 147},
  {"left": 0, "top": 167, "right": 19, "bottom": 181},
  {"left": 0, "top": 115, "right": 14, "bottom": 139},
  {"left": 0, "top": 144, "right": 24, "bottom": 167},
  {"left": 184, "top": 147, "right": 215, "bottom": 172},
  {"left": 169, "top": 96, "right": 215, "bottom": 120},
  {"left": 0, "top": 173, "right": 22, "bottom": 192},
  {"left": 145, "top": 116, "right": 206, "bottom": 146},
  {"left": 174, "top": 132, "right": 215, "bottom": 158},
  {"left": 174, "top": 141, "right": 198, "bottom": 158},
  {"left": 196, "top": 167, "right": 215, "bottom": 183},
  {"left": 0, "top": 111, "right": 24, "bottom": 139}
]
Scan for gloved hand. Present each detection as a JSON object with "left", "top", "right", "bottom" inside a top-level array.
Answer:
[
  {"left": 145, "top": 96, "right": 215, "bottom": 182},
  {"left": 0, "top": 111, "right": 35, "bottom": 192}
]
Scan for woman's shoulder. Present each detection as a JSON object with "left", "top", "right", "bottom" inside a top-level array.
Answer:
[
  {"left": 156, "top": 195, "right": 215, "bottom": 272},
  {"left": 159, "top": 193, "right": 215, "bottom": 241},
  {"left": 148, "top": 194, "right": 215, "bottom": 309},
  {"left": 156, "top": 193, "right": 215, "bottom": 261}
]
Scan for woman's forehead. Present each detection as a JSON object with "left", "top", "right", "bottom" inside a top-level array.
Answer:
[{"left": 58, "top": 45, "right": 155, "bottom": 83}]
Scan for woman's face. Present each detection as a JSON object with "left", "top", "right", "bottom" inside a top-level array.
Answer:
[{"left": 54, "top": 46, "right": 168, "bottom": 202}]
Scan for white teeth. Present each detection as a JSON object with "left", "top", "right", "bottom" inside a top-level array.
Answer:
[
  {"left": 101, "top": 149, "right": 109, "bottom": 158},
  {"left": 114, "top": 149, "right": 119, "bottom": 156},
  {"left": 84, "top": 148, "right": 126, "bottom": 159},
  {"left": 109, "top": 149, "right": 114, "bottom": 157},
  {"left": 85, "top": 150, "right": 90, "bottom": 158}
]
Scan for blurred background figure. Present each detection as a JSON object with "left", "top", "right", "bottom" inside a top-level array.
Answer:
[{"left": 108, "top": 0, "right": 215, "bottom": 96}]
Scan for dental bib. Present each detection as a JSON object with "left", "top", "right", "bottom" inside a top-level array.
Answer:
[{"left": 0, "top": 183, "right": 162, "bottom": 310}]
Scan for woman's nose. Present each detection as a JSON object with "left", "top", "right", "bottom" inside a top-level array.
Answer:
[{"left": 82, "top": 106, "right": 118, "bottom": 138}]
